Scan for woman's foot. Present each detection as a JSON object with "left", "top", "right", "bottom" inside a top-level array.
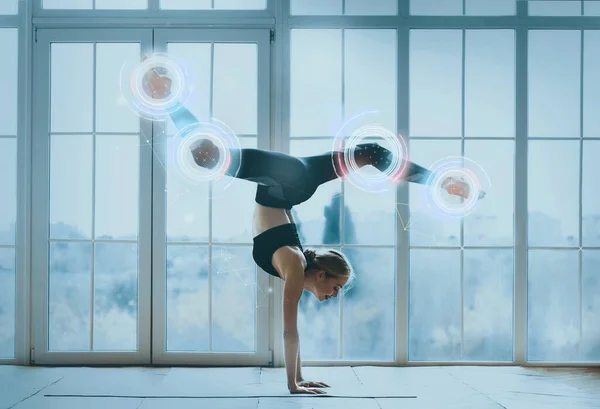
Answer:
[
  {"left": 441, "top": 176, "right": 486, "bottom": 200},
  {"left": 190, "top": 139, "right": 220, "bottom": 169},
  {"left": 143, "top": 66, "right": 173, "bottom": 100}
]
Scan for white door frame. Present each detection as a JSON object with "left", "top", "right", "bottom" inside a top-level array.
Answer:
[
  {"left": 31, "top": 28, "right": 154, "bottom": 365},
  {"left": 151, "top": 28, "right": 272, "bottom": 366}
]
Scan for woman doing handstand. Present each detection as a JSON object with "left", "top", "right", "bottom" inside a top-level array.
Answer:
[{"left": 145, "top": 68, "right": 475, "bottom": 395}]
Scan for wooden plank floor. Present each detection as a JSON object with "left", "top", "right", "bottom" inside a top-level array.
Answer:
[{"left": 1, "top": 365, "right": 598, "bottom": 409}]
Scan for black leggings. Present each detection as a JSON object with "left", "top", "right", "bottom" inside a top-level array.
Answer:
[{"left": 170, "top": 105, "right": 434, "bottom": 209}]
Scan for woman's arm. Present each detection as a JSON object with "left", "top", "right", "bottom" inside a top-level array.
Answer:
[
  {"left": 143, "top": 66, "right": 200, "bottom": 135},
  {"left": 296, "top": 341, "right": 303, "bottom": 382},
  {"left": 169, "top": 103, "right": 200, "bottom": 135},
  {"left": 282, "top": 264, "right": 303, "bottom": 391},
  {"left": 283, "top": 210, "right": 303, "bottom": 381},
  {"left": 281, "top": 257, "right": 324, "bottom": 395}
]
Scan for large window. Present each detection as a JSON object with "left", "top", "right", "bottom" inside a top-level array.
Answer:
[
  {"left": 408, "top": 29, "right": 515, "bottom": 362},
  {"left": 8, "top": 0, "right": 600, "bottom": 366},
  {"left": 0, "top": 27, "right": 18, "bottom": 360},
  {"left": 527, "top": 30, "right": 600, "bottom": 362}
]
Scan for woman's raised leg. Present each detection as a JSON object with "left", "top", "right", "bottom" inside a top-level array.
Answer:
[{"left": 169, "top": 105, "right": 309, "bottom": 189}]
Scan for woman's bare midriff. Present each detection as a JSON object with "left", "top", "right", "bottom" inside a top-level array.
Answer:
[
  {"left": 253, "top": 203, "right": 290, "bottom": 236},
  {"left": 253, "top": 203, "right": 305, "bottom": 278}
]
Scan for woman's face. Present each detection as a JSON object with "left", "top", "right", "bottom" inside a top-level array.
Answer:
[{"left": 312, "top": 271, "right": 349, "bottom": 302}]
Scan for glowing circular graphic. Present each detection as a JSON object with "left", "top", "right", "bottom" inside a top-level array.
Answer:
[
  {"left": 120, "top": 53, "right": 193, "bottom": 120},
  {"left": 424, "top": 156, "right": 490, "bottom": 219},
  {"left": 171, "top": 119, "right": 242, "bottom": 196},
  {"left": 332, "top": 112, "right": 408, "bottom": 192}
]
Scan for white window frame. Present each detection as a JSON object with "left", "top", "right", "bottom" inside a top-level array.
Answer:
[{"left": 31, "top": 28, "right": 154, "bottom": 365}]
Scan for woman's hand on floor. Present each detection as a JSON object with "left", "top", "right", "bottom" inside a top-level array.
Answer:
[
  {"left": 298, "top": 380, "right": 330, "bottom": 388},
  {"left": 289, "top": 384, "right": 327, "bottom": 395}
]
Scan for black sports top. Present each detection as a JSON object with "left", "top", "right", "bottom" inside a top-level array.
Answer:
[{"left": 252, "top": 223, "right": 304, "bottom": 279}]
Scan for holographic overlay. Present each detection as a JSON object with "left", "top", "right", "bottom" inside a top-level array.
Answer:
[
  {"left": 171, "top": 118, "right": 243, "bottom": 198},
  {"left": 424, "top": 156, "right": 490, "bottom": 219},
  {"left": 332, "top": 112, "right": 407, "bottom": 193},
  {"left": 120, "top": 53, "right": 193, "bottom": 120}
]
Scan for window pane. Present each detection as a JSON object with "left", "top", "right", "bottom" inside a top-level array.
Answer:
[
  {"left": 584, "top": 31, "right": 600, "bottom": 138},
  {"left": 465, "top": 30, "right": 515, "bottom": 138},
  {"left": 464, "top": 140, "right": 514, "bottom": 247},
  {"left": 213, "top": 43, "right": 257, "bottom": 135},
  {"left": 212, "top": 138, "right": 256, "bottom": 243},
  {"left": 584, "top": 0, "right": 600, "bottom": 15},
  {"left": 289, "top": 139, "right": 342, "bottom": 246},
  {"left": 582, "top": 250, "right": 600, "bottom": 361},
  {"left": 0, "top": 29, "right": 18, "bottom": 136},
  {"left": 96, "top": 43, "right": 140, "bottom": 133},
  {"left": 0, "top": 139, "right": 17, "bottom": 246},
  {"left": 345, "top": 29, "right": 396, "bottom": 135},
  {"left": 96, "top": 0, "right": 147, "bottom": 9},
  {"left": 212, "top": 245, "right": 256, "bottom": 352},
  {"left": 528, "top": 1, "right": 582, "bottom": 16},
  {"left": 411, "top": 0, "right": 462, "bottom": 15},
  {"left": 298, "top": 249, "right": 341, "bottom": 360},
  {"left": 528, "top": 141, "right": 580, "bottom": 247},
  {"left": 463, "top": 249, "right": 514, "bottom": 361},
  {"left": 528, "top": 250, "right": 579, "bottom": 362},
  {"left": 44, "top": 0, "right": 93, "bottom": 9},
  {"left": 466, "top": 0, "right": 516, "bottom": 15},
  {"left": 0, "top": 0, "right": 18, "bottom": 14},
  {"left": 51, "top": 43, "right": 94, "bottom": 133},
  {"left": 408, "top": 140, "right": 462, "bottom": 247},
  {"left": 95, "top": 135, "right": 139, "bottom": 240},
  {"left": 49, "top": 242, "right": 92, "bottom": 351},
  {"left": 528, "top": 31, "right": 581, "bottom": 138},
  {"left": 290, "top": 0, "right": 343, "bottom": 15},
  {"left": 50, "top": 135, "right": 93, "bottom": 239},
  {"left": 291, "top": 30, "right": 342, "bottom": 137},
  {"left": 214, "top": 0, "right": 265, "bottom": 9},
  {"left": 0, "top": 249, "right": 15, "bottom": 358},
  {"left": 166, "top": 245, "right": 209, "bottom": 351},
  {"left": 410, "top": 30, "right": 462, "bottom": 137},
  {"left": 582, "top": 141, "right": 600, "bottom": 247},
  {"left": 345, "top": 0, "right": 397, "bottom": 15},
  {"left": 93, "top": 243, "right": 138, "bottom": 351},
  {"left": 160, "top": 0, "right": 211, "bottom": 10},
  {"left": 342, "top": 247, "right": 395, "bottom": 361},
  {"left": 409, "top": 249, "right": 461, "bottom": 361}
]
